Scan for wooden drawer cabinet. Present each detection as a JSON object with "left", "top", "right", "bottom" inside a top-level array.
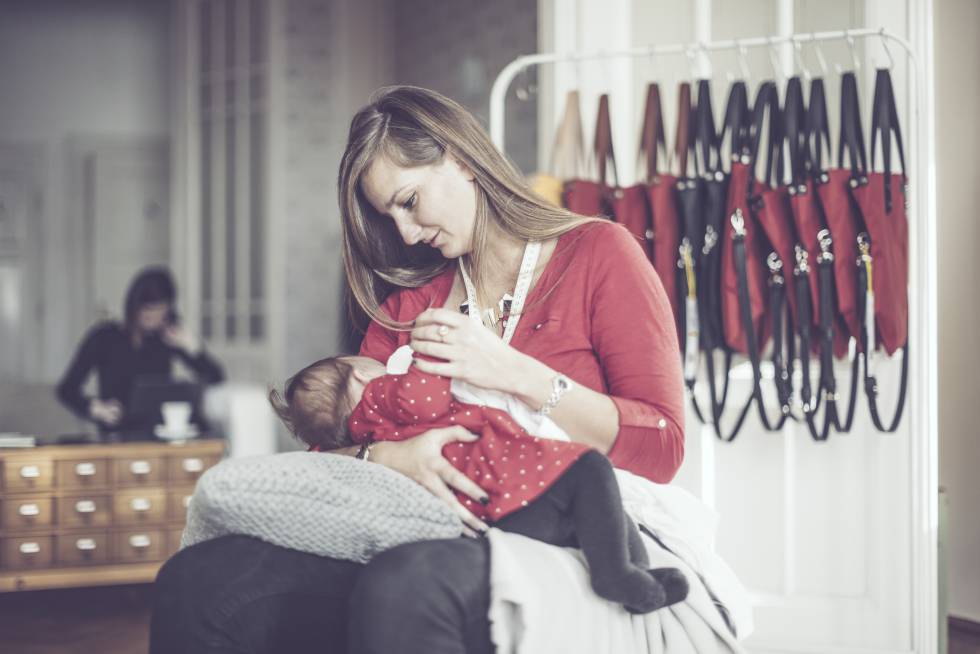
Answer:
[
  {"left": 2, "top": 459, "right": 54, "bottom": 493},
  {"left": 168, "top": 454, "right": 218, "bottom": 485},
  {"left": 2, "top": 536, "right": 55, "bottom": 570},
  {"left": 0, "top": 439, "right": 224, "bottom": 591},
  {"left": 2, "top": 496, "right": 54, "bottom": 531},
  {"left": 58, "top": 494, "right": 112, "bottom": 529},
  {"left": 114, "top": 528, "right": 166, "bottom": 563},
  {"left": 57, "top": 531, "right": 110, "bottom": 566},
  {"left": 168, "top": 487, "right": 195, "bottom": 523},
  {"left": 56, "top": 458, "right": 110, "bottom": 490},
  {"left": 113, "top": 489, "right": 168, "bottom": 525},
  {"left": 113, "top": 456, "right": 166, "bottom": 487}
]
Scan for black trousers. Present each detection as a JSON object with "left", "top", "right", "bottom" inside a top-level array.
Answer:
[{"left": 150, "top": 451, "right": 644, "bottom": 653}]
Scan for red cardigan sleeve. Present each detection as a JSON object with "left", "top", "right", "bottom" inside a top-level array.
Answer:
[
  {"left": 588, "top": 224, "right": 685, "bottom": 483},
  {"left": 358, "top": 293, "right": 402, "bottom": 362}
]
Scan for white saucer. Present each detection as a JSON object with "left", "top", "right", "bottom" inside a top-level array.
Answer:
[{"left": 154, "top": 424, "right": 200, "bottom": 441}]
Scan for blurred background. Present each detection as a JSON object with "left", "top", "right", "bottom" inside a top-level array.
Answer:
[{"left": 0, "top": 1, "right": 978, "bottom": 653}]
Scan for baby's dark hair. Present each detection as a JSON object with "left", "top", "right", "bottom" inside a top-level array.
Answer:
[{"left": 268, "top": 357, "right": 358, "bottom": 450}]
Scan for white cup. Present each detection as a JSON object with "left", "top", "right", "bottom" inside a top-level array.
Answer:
[{"left": 161, "top": 401, "right": 192, "bottom": 433}]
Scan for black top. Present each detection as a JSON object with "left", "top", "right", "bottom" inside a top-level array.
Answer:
[{"left": 56, "top": 321, "right": 225, "bottom": 430}]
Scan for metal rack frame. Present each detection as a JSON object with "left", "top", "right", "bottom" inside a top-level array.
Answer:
[{"left": 489, "top": 27, "right": 916, "bottom": 150}]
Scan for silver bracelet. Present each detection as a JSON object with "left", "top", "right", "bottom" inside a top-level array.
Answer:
[{"left": 539, "top": 374, "right": 574, "bottom": 415}]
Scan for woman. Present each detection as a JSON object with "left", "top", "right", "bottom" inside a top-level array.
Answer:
[
  {"left": 150, "top": 86, "right": 684, "bottom": 653},
  {"left": 57, "top": 267, "right": 224, "bottom": 437}
]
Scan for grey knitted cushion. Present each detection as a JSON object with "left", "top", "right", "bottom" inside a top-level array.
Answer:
[{"left": 181, "top": 451, "right": 463, "bottom": 563}]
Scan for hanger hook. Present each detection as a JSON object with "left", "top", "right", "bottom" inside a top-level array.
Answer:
[
  {"left": 767, "top": 36, "right": 783, "bottom": 82},
  {"left": 812, "top": 40, "right": 829, "bottom": 78},
  {"left": 793, "top": 39, "right": 812, "bottom": 81},
  {"left": 698, "top": 41, "right": 712, "bottom": 79},
  {"left": 515, "top": 65, "right": 537, "bottom": 101},
  {"left": 647, "top": 46, "right": 659, "bottom": 80},
  {"left": 685, "top": 46, "right": 698, "bottom": 82},
  {"left": 878, "top": 28, "right": 895, "bottom": 69},
  {"left": 847, "top": 33, "right": 860, "bottom": 71},
  {"left": 737, "top": 40, "right": 751, "bottom": 81}
]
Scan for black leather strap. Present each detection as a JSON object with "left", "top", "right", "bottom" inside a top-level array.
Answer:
[
  {"left": 782, "top": 76, "right": 807, "bottom": 186},
  {"left": 870, "top": 68, "right": 907, "bottom": 212},
  {"left": 733, "top": 215, "right": 790, "bottom": 435},
  {"left": 807, "top": 78, "right": 832, "bottom": 174},
  {"left": 719, "top": 81, "right": 750, "bottom": 163},
  {"left": 838, "top": 72, "right": 868, "bottom": 177},
  {"left": 856, "top": 253, "right": 909, "bottom": 432}
]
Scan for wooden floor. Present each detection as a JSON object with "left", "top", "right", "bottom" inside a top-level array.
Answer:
[
  {"left": 952, "top": 618, "right": 980, "bottom": 654},
  {"left": 0, "top": 583, "right": 978, "bottom": 653},
  {"left": 0, "top": 584, "right": 153, "bottom": 654}
]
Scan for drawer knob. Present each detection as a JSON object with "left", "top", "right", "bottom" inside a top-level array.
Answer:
[
  {"left": 130, "top": 498, "right": 152, "bottom": 512},
  {"left": 182, "top": 458, "right": 204, "bottom": 473},
  {"left": 19, "top": 542, "right": 41, "bottom": 555},
  {"left": 18, "top": 503, "right": 41, "bottom": 517},
  {"left": 75, "top": 462, "right": 97, "bottom": 476},
  {"left": 19, "top": 465, "right": 41, "bottom": 479},
  {"left": 129, "top": 460, "right": 152, "bottom": 475},
  {"left": 76, "top": 538, "right": 97, "bottom": 551},
  {"left": 75, "top": 500, "right": 97, "bottom": 514},
  {"left": 129, "top": 534, "right": 152, "bottom": 548}
]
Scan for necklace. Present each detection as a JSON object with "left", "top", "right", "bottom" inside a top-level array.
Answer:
[{"left": 458, "top": 241, "right": 541, "bottom": 345}]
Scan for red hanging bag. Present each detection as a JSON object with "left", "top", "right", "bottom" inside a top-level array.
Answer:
[{"left": 850, "top": 68, "right": 909, "bottom": 355}]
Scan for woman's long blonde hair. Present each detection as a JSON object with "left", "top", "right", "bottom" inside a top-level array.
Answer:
[{"left": 338, "top": 85, "right": 599, "bottom": 329}]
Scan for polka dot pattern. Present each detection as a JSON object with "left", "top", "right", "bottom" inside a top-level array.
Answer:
[{"left": 348, "top": 363, "right": 591, "bottom": 521}]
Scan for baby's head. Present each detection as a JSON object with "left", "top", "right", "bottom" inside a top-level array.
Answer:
[{"left": 269, "top": 355, "right": 386, "bottom": 450}]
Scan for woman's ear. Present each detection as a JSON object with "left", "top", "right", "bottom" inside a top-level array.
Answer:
[{"left": 448, "top": 151, "right": 476, "bottom": 182}]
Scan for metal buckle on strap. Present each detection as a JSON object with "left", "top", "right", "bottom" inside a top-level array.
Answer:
[
  {"left": 794, "top": 245, "right": 810, "bottom": 275},
  {"left": 767, "top": 252, "right": 783, "bottom": 273},
  {"left": 817, "top": 229, "right": 834, "bottom": 263},
  {"left": 767, "top": 252, "right": 784, "bottom": 284},
  {"left": 730, "top": 209, "right": 746, "bottom": 238},
  {"left": 702, "top": 226, "right": 718, "bottom": 255}
]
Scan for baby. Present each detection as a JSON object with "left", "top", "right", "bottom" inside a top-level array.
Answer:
[{"left": 270, "top": 350, "right": 689, "bottom": 614}]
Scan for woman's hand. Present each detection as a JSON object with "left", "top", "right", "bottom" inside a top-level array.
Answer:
[
  {"left": 371, "top": 426, "right": 491, "bottom": 538},
  {"left": 162, "top": 324, "right": 200, "bottom": 355},
  {"left": 409, "top": 308, "right": 540, "bottom": 394},
  {"left": 89, "top": 398, "right": 123, "bottom": 427}
]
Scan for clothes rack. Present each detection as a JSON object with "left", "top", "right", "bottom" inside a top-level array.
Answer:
[{"left": 489, "top": 28, "right": 917, "bottom": 152}]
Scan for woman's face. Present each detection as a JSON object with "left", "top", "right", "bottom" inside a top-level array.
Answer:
[
  {"left": 136, "top": 301, "right": 171, "bottom": 333},
  {"left": 360, "top": 152, "right": 477, "bottom": 259}
]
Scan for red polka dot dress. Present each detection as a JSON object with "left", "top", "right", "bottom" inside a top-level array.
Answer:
[{"left": 348, "top": 361, "right": 591, "bottom": 522}]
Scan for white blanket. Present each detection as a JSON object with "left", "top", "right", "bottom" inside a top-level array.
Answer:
[
  {"left": 487, "top": 527, "right": 745, "bottom": 654},
  {"left": 388, "top": 346, "right": 752, "bottom": 652}
]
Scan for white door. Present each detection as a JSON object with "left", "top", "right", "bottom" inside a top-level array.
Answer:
[
  {"left": 537, "top": 1, "right": 936, "bottom": 652},
  {"left": 0, "top": 145, "right": 43, "bottom": 383}
]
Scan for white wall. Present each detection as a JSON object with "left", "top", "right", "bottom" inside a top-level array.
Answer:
[
  {"left": 0, "top": 0, "right": 171, "bottom": 382},
  {"left": 271, "top": 0, "right": 538, "bottom": 389},
  {"left": 935, "top": 0, "right": 980, "bottom": 625},
  {"left": 274, "top": 0, "right": 394, "bottom": 388}
]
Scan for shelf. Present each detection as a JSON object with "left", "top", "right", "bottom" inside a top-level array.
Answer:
[{"left": 0, "top": 562, "right": 163, "bottom": 593}]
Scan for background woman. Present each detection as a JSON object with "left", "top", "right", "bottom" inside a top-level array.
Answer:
[{"left": 57, "top": 266, "right": 225, "bottom": 437}]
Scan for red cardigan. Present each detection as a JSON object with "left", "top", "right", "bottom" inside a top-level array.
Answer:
[{"left": 359, "top": 221, "right": 685, "bottom": 484}]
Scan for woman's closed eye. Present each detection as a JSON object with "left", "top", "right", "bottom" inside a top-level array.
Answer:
[{"left": 402, "top": 192, "right": 417, "bottom": 211}]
